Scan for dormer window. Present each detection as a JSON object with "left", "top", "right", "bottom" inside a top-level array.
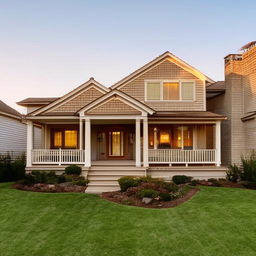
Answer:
[{"left": 145, "top": 80, "right": 195, "bottom": 101}]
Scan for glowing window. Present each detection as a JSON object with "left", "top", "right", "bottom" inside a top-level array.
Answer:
[
  {"left": 53, "top": 131, "right": 62, "bottom": 148},
  {"left": 64, "top": 130, "right": 77, "bottom": 148},
  {"left": 163, "top": 82, "right": 180, "bottom": 100}
]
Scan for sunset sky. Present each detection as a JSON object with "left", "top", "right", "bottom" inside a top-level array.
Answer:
[{"left": 1, "top": 0, "right": 255, "bottom": 113}]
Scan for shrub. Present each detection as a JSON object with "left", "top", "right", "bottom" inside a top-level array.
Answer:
[
  {"left": 118, "top": 176, "right": 139, "bottom": 192},
  {"left": 64, "top": 165, "right": 82, "bottom": 175},
  {"left": 172, "top": 175, "right": 192, "bottom": 185},
  {"left": 241, "top": 153, "right": 256, "bottom": 182},
  {"left": 72, "top": 176, "right": 89, "bottom": 186},
  {"left": 190, "top": 179, "right": 200, "bottom": 186},
  {"left": 207, "top": 178, "right": 222, "bottom": 187},
  {"left": 57, "top": 175, "right": 66, "bottom": 183},
  {"left": 11, "top": 159, "right": 26, "bottom": 180},
  {"left": 227, "top": 164, "right": 241, "bottom": 182},
  {"left": 161, "top": 182, "right": 179, "bottom": 192},
  {"left": 22, "top": 174, "right": 35, "bottom": 185},
  {"left": 137, "top": 189, "right": 159, "bottom": 198},
  {"left": 160, "top": 193, "right": 172, "bottom": 201}
]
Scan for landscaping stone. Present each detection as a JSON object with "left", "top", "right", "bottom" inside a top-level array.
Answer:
[{"left": 142, "top": 197, "right": 153, "bottom": 204}]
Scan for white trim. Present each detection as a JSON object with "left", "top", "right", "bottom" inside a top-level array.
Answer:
[
  {"left": 79, "top": 90, "right": 154, "bottom": 116},
  {"left": 31, "top": 78, "right": 109, "bottom": 116},
  {"left": 82, "top": 115, "right": 144, "bottom": 120},
  {"left": 0, "top": 111, "right": 22, "bottom": 120},
  {"left": 26, "top": 121, "right": 33, "bottom": 167},
  {"left": 84, "top": 119, "right": 91, "bottom": 167},
  {"left": 111, "top": 52, "right": 214, "bottom": 90},
  {"left": 135, "top": 119, "right": 141, "bottom": 167},
  {"left": 149, "top": 121, "right": 219, "bottom": 124},
  {"left": 26, "top": 116, "right": 79, "bottom": 120},
  {"left": 79, "top": 119, "right": 83, "bottom": 150},
  {"left": 143, "top": 118, "right": 149, "bottom": 167},
  {"left": 144, "top": 80, "right": 196, "bottom": 102},
  {"left": 215, "top": 121, "right": 221, "bottom": 166}
]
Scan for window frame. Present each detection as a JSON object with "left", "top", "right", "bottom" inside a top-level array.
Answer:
[{"left": 145, "top": 79, "right": 195, "bottom": 102}]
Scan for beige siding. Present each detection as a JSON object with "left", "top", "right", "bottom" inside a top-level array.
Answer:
[
  {"left": 120, "top": 60, "right": 205, "bottom": 111},
  {"left": 244, "top": 119, "right": 256, "bottom": 153},
  {"left": 48, "top": 87, "right": 104, "bottom": 113},
  {"left": 87, "top": 97, "right": 141, "bottom": 115}
]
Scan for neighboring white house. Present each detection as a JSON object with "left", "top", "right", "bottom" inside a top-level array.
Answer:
[{"left": 0, "top": 100, "right": 41, "bottom": 159}]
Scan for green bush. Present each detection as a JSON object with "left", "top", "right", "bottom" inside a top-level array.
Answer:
[
  {"left": 227, "top": 164, "right": 241, "bottom": 182},
  {"left": 118, "top": 176, "right": 139, "bottom": 192},
  {"left": 172, "top": 175, "right": 192, "bottom": 185},
  {"left": 208, "top": 178, "right": 222, "bottom": 187},
  {"left": 57, "top": 175, "right": 66, "bottom": 183},
  {"left": 190, "top": 179, "right": 200, "bottom": 186},
  {"left": 64, "top": 165, "right": 82, "bottom": 175},
  {"left": 159, "top": 193, "right": 172, "bottom": 201},
  {"left": 22, "top": 174, "right": 35, "bottom": 185},
  {"left": 162, "top": 182, "right": 179, "bottom": 192},
  {"left": 72, "top": 178, "right": 89, "bottom": 186},
  {"left": 137, "top": 189, "right": 159, "bottom": 198},
  {"left": 241, "top": 153, "right": 256, "bottom": 182},
  {"left": 0, "top": 155, "right": 25, "bottom": 182}
]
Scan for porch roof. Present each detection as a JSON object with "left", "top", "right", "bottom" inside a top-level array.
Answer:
[{"left": 150, "top": 111, "right": 226, "bottom": 120}]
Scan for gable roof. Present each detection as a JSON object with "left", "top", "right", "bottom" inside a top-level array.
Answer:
[
  {"left": 30, "top": 78, "right": 109, "bottom": 116},
  {"left": 77, "top": 89, "right": 155, "bottom": 116},
  {"left": 17, "top": 97, "right": 59, "bottom": 106},
  {"left": 0, "top": 100, "right": 22, "bottom": 120},
  {"left": 111, "top": 51, "right": 214, "bottom": 89}
]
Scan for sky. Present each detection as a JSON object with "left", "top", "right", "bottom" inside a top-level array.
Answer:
[{"left": 0, "top": 0, "right": 255, "bottom": 113}]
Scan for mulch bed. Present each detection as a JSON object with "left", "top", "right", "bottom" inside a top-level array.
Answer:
[
  {"left": 102, "top": 187, "right": 199, "bottom": 209},
  {"left": 13, "top": 183, "right": 86, "bottom": 193}
]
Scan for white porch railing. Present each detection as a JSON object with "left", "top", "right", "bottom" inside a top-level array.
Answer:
[
  {"left": 32, "top": 149, "right": 85, "bottom": 165},
  {"left": 148, "top": 149, "right": 216, "bottom": 164}
]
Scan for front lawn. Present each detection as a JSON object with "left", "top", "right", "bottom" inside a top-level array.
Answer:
[{"left": 1, "top": 183, "right": 256, "bottom": 256}]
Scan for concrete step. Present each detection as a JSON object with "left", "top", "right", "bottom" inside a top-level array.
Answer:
[{"left": 85, "top": 186, "right": 119, "bottom": 194}]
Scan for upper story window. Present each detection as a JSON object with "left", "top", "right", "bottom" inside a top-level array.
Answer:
[{"left": 146, "top": 80, "right": 195, "bottom": 101}]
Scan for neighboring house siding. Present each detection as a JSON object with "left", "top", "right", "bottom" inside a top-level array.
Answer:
[
  {"left": 48, "top": 87, "right": 104, "bottom": 113},
  {"left": 87, "top": 97, "right": 141, "bottom": 115},
  {"left": 120, "top": 60, "right": 205, "bottom": 111},
  {"left": 244, "top": 119, "right": 256, "bottom": 153},
  {"left": 0, "top": 115, "right": 26, "bottom": 153}
]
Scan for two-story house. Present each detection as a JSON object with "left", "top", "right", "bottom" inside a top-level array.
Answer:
[{"left": 18, "top": 51, "right": 228, "bottom": 193}]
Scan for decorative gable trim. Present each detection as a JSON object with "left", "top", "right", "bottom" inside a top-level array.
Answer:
[
  {"left": 30, "top": 78, "right": 109, "bottom": 116},
  {"left": 78, "top": 90, "right": 155, "bottom": 116},
  {"left": 111, "top": 51, "right": 214, "bottom": 90}
]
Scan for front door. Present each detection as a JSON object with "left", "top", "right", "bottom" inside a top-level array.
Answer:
[{"left": 108, "top": 131, "right": 124, "bottom": 157}]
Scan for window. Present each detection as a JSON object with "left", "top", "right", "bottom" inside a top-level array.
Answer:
[
  {"left": 53, "top": 131, "right": 62, "bottom": 148},
  {"left": 147, "top": 82, "right": 161, "bottom": 100},
  {"left": 163, "top": 82, "right": 180, "bottom": 100},
  {"left": 181, "top": 82, "right": 194, "bottom": 100},
  {"left": 64, "top": 130, "right": 78, "bottom": 148},
  {"left": 148, "top": 125, "right": 194, "bottom": 149},
  {"left": 146, "top": 80, "right": 194, "bottom": 101}
]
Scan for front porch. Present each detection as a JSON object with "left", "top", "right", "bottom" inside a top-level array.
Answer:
[{"left": 26, "top": 118, "right": 222, "bottom": 168}]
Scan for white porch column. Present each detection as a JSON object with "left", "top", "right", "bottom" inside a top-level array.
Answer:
[
  {"left": 215, "top": 121, "right": 221, "bottom": 167},
  {"left": 84, "top": 118, "right": 91, "bottom": 167},
  {"left": 143, "top": 117, "right": 149, "bottom": 167},
  {"left": 26, "top": 121, "right": 33, "bottom": 167},
  {"left": 135, "top": 118, "right": 141, "bottom": 167},
  {"left": 79, "top": 119, "right": 83, "bottom": 150}
]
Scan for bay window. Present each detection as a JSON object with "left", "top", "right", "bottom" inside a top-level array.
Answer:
[{"left": 146, "top": 80, "right": 195, "bottom": 101}]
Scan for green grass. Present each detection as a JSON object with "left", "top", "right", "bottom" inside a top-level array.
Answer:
[{"left": 1, "top": 183, "right": 256, "bottom": 256}]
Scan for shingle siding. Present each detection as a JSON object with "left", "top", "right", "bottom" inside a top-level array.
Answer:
[
  {"left": 87, "top": 97, "right": 141, "bottom": 115},
  {"left": 120, "top": 60, "right": 205, "bottom": 111},
  {"left": 48, "top": 87, "right": 104, "bottom": 113}
]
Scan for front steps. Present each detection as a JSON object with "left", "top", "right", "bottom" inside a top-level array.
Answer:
[{"left": 85, "top": 165, "right": 146, "bottom": 194}]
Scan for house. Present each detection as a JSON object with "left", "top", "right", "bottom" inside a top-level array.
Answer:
[
  {"left": 0, "top": 100, "right": 42, "bottom": 159},
  {"left": 18, "top": 51, "right": 229, "bottom": 193}
]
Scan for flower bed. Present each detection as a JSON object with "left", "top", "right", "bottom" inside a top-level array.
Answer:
[
  {"left": 102, "top": 176, "right": 199, "bottom": 208},
  {"left": 13, "top": 165, "right": 88, "bottom": 193}
]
